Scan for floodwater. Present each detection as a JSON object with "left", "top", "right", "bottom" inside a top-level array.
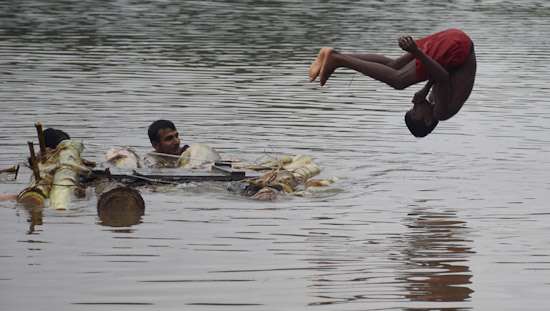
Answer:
[{"left": 1, "top": 0, "right": 550, "bottom": 310}]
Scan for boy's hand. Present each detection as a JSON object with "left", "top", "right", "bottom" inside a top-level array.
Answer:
[
  {"left": 412, "top": 91, "right": 428, "bottom": 105},
  {"left": 398, "top": 36, "right": 418, "bottom": 53}
]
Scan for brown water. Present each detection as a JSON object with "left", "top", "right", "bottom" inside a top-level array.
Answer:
[{"left": 1, "top": 0, "right": 550, "bottom": 310}]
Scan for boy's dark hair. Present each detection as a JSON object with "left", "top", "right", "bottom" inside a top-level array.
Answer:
[
  {"left": 44, "top": 128, "right": 70, "bottom": 149},
  {"left": 148, "top": 120, "right": 176, "bottom": 144},
  {"left": 404, "top": 111, "right": 439, "bottom": 138}
]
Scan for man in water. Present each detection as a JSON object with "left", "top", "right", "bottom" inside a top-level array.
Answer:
[
  {"left": 44, "top": 128, "right": 71, "bottom": 151},
  {"left": 0, "top": 128, "right": 73, "bottom": 202},
  {"left": 143, "top": 119, "right": 189, "bottom": 168},
  {"left": 309, "top": 28, "right": 476, "bottom": 137}
]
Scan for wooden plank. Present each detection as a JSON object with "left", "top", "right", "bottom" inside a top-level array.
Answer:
[{"left": 86, "top": 164, "right": 255, "bottom": 185}]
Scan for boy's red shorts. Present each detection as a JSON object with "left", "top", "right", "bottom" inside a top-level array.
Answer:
[{"left": 415, "top": 28, "right": 472, "bottom": 80}]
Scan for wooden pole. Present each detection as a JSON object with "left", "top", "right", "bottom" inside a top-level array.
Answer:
[
  {"left": 0, "top": 164, "right": 20, "bottom": 181},
  {"left": 35, "top": 122, "right": 46, "bottom": 159},
  {"left": 27, "top": 141, "right": 41, "bottom": 181},
  {"left": 17, "top": 142, "right": 48, "bottom": 207},
  {"left": 0, "top": 164, "right": 18, "bottom": 174}
]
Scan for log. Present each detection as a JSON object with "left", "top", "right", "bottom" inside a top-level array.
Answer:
[
  {"left": 96, "top": 180, "right": 145, "bottom": 227},
  {"left": 17, "top": 187, "right": 49, "bottom": 208},
  {"left": 49, "top": 140, "right": 85, "bottom": 210}
]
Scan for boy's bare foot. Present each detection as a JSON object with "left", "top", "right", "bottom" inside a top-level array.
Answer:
[
  {"left": 319, "top": 48, "right": 336, "bottom": 86},
  {"left": 308, "top": 47, "right": 332, "bottom": 82}
]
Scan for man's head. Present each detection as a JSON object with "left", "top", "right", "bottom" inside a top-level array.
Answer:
[
  {"left": 44, "top": 128, "right": 70, "bottom": 149},
  {"left": 404, "top": 100, "right": 439, "bottom": 138},
  {"left": 147, "top": 120, "right": 182, "bottom": 155}
]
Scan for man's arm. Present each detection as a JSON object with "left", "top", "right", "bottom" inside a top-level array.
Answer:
[
  {"left": 0, "top": 194, "right": 17, "bottom": 201},
  {"left": 398, "top": 36, "right": 449, "bottom": 82}
]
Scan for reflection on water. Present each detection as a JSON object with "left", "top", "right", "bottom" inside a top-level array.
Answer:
[
  {"left": 401, "top": 210, "right": 474, "bottom": 310},
  {"left": 1, "top": 0, "right": 550, "bottom": 310},
  {"left": 23, "top": 205, "right": 43, "bottom": 235}
]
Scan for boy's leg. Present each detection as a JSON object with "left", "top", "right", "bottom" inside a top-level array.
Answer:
[
  {"left": 348, "top": 53, "right": 415, "bottom": 69},
  {"left": 309, "top": 49, "right": 414, "bottom": 82},
  {"left": 318, "top": 49, "right": 423, "bottom": 89}
]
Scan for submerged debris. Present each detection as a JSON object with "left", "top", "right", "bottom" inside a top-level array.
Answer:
[
  {"left": 105, "top": 147, "right": 141, "bottom": 169},
  {"left": 232, "top": 154, "right": 336, "bottom": 201},
  {"left": 177, "top": 143, "right": 221, "bottom": 169}
]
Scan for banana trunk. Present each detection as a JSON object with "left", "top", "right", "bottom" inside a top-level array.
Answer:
[
  {"left": 49, "top": 140, "right": 85, "bottom": 210},
  {"left": 291, "top": 162, "right": 321, "bottom": 183}
]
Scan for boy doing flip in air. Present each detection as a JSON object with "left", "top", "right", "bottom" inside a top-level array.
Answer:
[{"left": 309, "top": 28, "right": 476, "bottom": 137}]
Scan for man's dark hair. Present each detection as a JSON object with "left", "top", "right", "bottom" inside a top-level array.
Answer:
[
  {"left": 44, "top": 128, "right": 70, "bottom": 149},
  {"left": 404, "top": 111, "right": 439, "bottom": 138},
  {"left": 148, "top": 120, "right": 176, "bottom": 144}
]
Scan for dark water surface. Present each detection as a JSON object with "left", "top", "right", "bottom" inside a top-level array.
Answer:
[{"left": 1, "top": 0, "right": 550, "bottom": 310}]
